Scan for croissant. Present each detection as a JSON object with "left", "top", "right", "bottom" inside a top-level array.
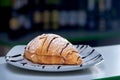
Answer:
[{"left": 24, "top": 34, "right": 82, "bottom": 65}]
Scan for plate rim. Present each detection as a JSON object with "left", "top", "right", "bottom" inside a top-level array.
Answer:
[{"left": 5, "top": 45, "right": 104, "bottom": 72}]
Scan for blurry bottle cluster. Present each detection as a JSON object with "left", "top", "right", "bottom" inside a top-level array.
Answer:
[{"left": 0, "top": 0, "right": 120, "bottom": 40}]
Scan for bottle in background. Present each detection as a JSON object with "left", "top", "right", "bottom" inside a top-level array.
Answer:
[
  {"left": 77, "top": 10, "right": 87, "bottom": 30},
  {"left": 8, "top": 0, "right": 30, "bottom": 40},
  {"left": 105, "top": 0, "right": 112, "bottom": 11},
  {"left": 101, "top": 0, "right": 112, "bottom": 31},
  {"left": 59, "top": 11, "right": 68, "bottom": 30},
  {"left": 32, "top": 0, "right": 43, "bottom": 31},
  {"left": 107, "top": 0, "right": 120, "bottom": 30},
  {"left": 58, "top": 0, "right": 69, "bottom": 30},
  {"left": 88, "top": 0, "right": 95, "bottom": 11},
  {"left": 67, "top": 0, "right": 79, "bottom": 30},
  {"left": 87, "top": 0, "right": 99, "bottom": 31},
  {"left": 33, "top": 10, "right": 42, "bottom": 31},
  {"left": 99, "top": 17, "right": 106, "bottom": 31},
  {"left": 51, "top": 10, "right": 59, "bottom": 30},
  {"left": 23, "top": 15, "right": 31, "bottom": 31},
  {"left": 8, "top": 12, "right": 21, "bottom": 40},
  {"left": 42, "top": 0, "right": 54, "bottom": 30},
  {"left": 68, "top": 11, "right": 78, "bottom": 29},
  {"left": 78, "top": 0, "right": 87, "bottom": 30},
  {"left": 43, "top": 10, "right": 50, "bottom": 30},
  {"left": 50, "top": 0, "right": 60, "bottom": 30},
  {"left": 98, "top": 0, "right": 107, "bottom": 31}
]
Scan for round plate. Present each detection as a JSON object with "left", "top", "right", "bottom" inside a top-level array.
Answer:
[{"left": 5, "top": 45, "right": 103, "bottom": 72}]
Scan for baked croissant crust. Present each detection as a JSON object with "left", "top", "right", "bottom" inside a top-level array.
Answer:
[{"left": 24, "top": 34, "right": 82, "bottom": 65}]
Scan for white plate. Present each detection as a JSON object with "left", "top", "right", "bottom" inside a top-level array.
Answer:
[{"left": 5, "top": 45, "right": 103, "bottom": 72}]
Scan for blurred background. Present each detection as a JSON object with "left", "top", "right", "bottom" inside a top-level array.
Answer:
[{"left": 0, "top": 0, "right": 120, "bottom": 56}]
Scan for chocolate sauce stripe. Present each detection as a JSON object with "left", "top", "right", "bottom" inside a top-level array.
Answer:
[
  {"left": 76, "top": 45, "right": 79, "bottom": 48},
  {"left": 47, "top": 37, "right": 58, "bottom": 52},
  {"left": 21, "top": 62, "right": 27, "bottom": 66},
  {"left": 82, "top": 49, "right": 95, "bottom": 59},
  {"left": 9, "top": 54, "right": 22, "bottom": 58},
  {"left": 100, "top": 58, "right": 104, "bottom": 61},
  {"left": 75, "top": 45, "right": 84, "bottom": 51},
  {"left": 57, "top": 66, "right": 61, "bottom": 69},
  {"left": 60, "top": 43, "right": 69, "bottom": 55},
  {"left": 94, "top": 55, "right": 103, "bottom": 61},
  {"left": 78, "top": 45, "right": 89, "bottom": 54},
  {"left": 9, "top": 59, "right": 24, "bottom": 62},
  {"left": 83, "top": 54, "right": 102, "bottom": 63},
  {"left": 80, "top": 45, "right": 84, "bottom": 49},
  {"left": 42, "top": 66, "right": 45, "bottom": 69},
  {"left": 80, "top": 64, "right": 83, "bottom": 67}
]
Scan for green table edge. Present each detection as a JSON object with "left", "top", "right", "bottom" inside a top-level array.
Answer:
[{"left": 94, "top": 76, "right": 120, "bottom": 80}]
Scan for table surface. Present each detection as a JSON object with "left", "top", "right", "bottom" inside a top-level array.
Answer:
[{"left": 0, "top": 45, "right": 120, "bottom": 80}]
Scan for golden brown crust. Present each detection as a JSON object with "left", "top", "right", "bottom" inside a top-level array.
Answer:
[{"left": 24, "top": 34, "right": 82, "bottom": 65}]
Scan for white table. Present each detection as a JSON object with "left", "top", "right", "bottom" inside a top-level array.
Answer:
[{"left": 0, "top": 45, "right": 120, "bottom": 80}]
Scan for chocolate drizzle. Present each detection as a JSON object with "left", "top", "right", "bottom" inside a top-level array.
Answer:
[
  {"left": 57, "top": 66, "right": 61, "bottom": 69},
  {"left": 82, "top": 49, "right": 95, "bottom": 59},
  {"left": 6, "top": 59, "right": 9, "bottom": 62},
  {"left": 21, "top": 62, "right": 27, "bottom": 66},
  {"left": 10, "top": 54, "right": 22, "bottom": 58},
  {"left": 100, "top": 58, "right": 103, "bottom": 61},
  {"left": 80, "top": 45, "right": 84, "bottom": 49},
  {"left": 28, "top": 46, "right": 30, "bottom": 50},
  {"left": 84, "top": 54, "right": 102, "bottom": 63},
  {"left": 42, "top": 66, "right": 45, "bottom": 69},
  {"left": 76, "top": 45, "right": 79, "bottom": 48},
  {"left": 80, "top": 64, "right": 82, "bottom": 67},
  {"left": 80, "top": 45, "right": 88, "bottom": 54},
  {"left": 60, "top": 43, "right": 69, "bottom": 55},
  {"left": 10, "top": 59, "right": 24, "bottom": 62},
  {"left": 94, "top": 54, "right": 102, "bottom": 61},
  {"left": 47, "top": 37, "right": 58, "bottom": 52}
]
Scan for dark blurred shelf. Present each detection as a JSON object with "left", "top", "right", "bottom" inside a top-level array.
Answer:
[{"left": 0, "top": 30, "right": 120, "bottom": 47}]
